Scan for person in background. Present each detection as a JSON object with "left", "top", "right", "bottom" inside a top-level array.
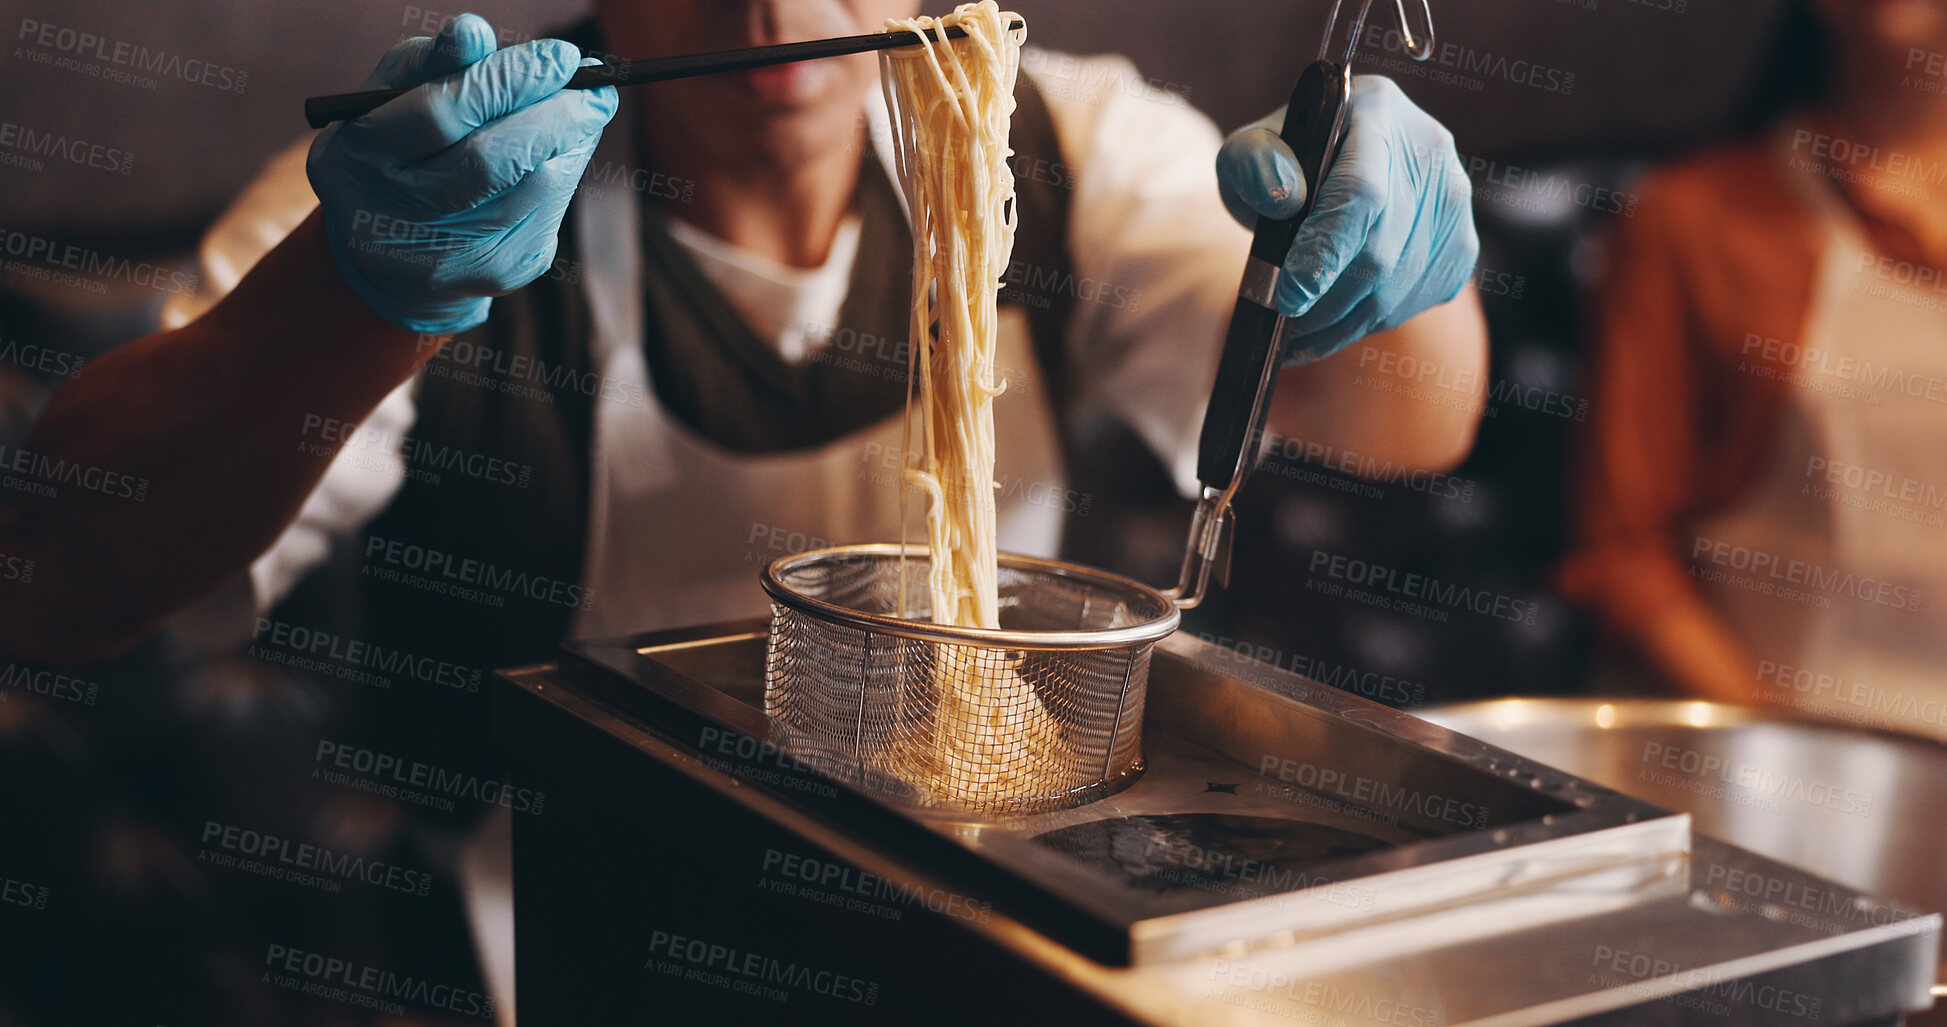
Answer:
[
  {"left": 1563, "top": 0, "right": 1947, "bottom": 740},
  {"left": 0, "top": 2, "right": 1483, "bottom": 1021}
]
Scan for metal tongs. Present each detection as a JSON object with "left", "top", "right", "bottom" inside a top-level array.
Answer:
[{"left": 1165, "top": 0, "right": 1436, "bottom": 610}]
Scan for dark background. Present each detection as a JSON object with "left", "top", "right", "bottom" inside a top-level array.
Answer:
[{"left": 1, "top": 0, "right": 1772, "bottom": 241}]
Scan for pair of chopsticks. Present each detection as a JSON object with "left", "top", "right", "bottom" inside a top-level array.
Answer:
[{"left": 305, "top": 20, "right": 1024, "bottom": 128}]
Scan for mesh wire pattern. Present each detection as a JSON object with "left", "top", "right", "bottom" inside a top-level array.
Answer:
[{"left": 762, "top": 545, "right": 1180, "bottom": 816}]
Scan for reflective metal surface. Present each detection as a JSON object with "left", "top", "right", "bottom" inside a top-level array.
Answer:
[
  {"left": 513, "top": 631, "right": 1943, "bottom": 1023},
  {"left": 1421, "top": 699, "right": 1947, "bottom": 936},
  {"left": 1425, "top": 697, "right": 1947, "bottom": 1022}
]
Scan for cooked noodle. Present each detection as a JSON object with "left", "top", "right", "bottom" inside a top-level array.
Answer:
[
  {"left": 880, "top": 4, "right": 1067, "bottom": 804},
  {"left": 880, "top": 2, "right": 1021, "bottom": 631}
]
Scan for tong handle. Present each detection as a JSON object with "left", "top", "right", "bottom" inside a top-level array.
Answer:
[
  {"left": 305, "top": 62, "right": 620, "bottom": 130},
  {"left": 1193, "top": 58, "right": 1351, "bottom": 493}
]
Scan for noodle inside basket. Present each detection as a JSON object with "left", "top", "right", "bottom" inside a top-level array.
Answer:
[{"left": 761, "top": 544, "right": 1181, "bottom": 816}]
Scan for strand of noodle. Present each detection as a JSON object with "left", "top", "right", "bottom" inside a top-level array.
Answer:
[
  {"left": 898, "top": 9, "right": 1014, "bottom": 627},
  {"left": 878, "top": 5, "right": 1066, "bottom": 807},
  {"left": 880, "top": 59, "right": 920, "bottom": 618}
]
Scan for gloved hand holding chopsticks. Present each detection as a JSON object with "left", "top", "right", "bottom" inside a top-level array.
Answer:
[
  {"left": 306, "top": 14, "right": 617, "bottom": 335},
  {"left": 1216, "top": 75, "right": 1478, "bottom": 364}
]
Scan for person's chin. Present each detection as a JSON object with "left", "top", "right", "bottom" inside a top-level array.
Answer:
[{"left": 1867, "top": 0, "right": 1947, "bottom": 50}]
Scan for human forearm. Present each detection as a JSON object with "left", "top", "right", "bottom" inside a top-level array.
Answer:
[
  {"left": 0, "top": 212, "right": 441, "bottom": 662},
  {"left": 0, "top": 18, "right": 617, "bottom": 663},
  {"left": 1560, "top": 536, "right": 1765, "bottom": 705},
  {"left": 1268, "top": 286, "right": 1487, "bottom": 472},
  {"left": 1632, "top": 598, "right": 1764, "bottom": 705}
]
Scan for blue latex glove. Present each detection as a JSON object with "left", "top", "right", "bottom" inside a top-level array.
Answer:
[
  {"left": 307, "top": 14, "right": 618, "bottom": 335},
  {"left": 1216, "top": 75, "right": 1478, "bottom": 364}
]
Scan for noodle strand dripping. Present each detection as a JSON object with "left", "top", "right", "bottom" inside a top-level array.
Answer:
[{"left": 880, "top": 3, "right": 1068, "bottom": 804}]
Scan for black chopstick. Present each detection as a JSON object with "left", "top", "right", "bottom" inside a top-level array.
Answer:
[{"left": 304, "top": 20, "right": 1022, "bottom": 129}]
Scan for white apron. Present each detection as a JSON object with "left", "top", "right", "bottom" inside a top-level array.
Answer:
[
  {"left": 564, "top": 127, "right": 1068, "bottom": 640},
  {"left": 1691, "top": 128, "right": 1947, "bottom": 742}
]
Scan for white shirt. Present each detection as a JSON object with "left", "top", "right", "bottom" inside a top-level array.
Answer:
[
  {"left": 165, "top": 51, "right": 1250, "bottom": 640},
  {"left": 663, "top": 214, "right": 862, "bottom": 363}
]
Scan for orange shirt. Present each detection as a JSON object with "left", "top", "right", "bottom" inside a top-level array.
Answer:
[{"left": 1560, "top": 128, "right": 1940, "bottom": 667}]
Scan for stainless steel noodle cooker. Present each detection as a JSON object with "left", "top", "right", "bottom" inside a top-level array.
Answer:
[{"left": 762, "top": 0, "right": 1439, "bottom": 816}]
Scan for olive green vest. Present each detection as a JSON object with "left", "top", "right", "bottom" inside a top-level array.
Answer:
[{"left": 357, "top": 70, "right": 1081, "bottom": 688}]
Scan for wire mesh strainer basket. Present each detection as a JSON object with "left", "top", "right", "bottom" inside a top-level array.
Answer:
[{"left": 762, "top": 544, "right": 1181, "bottom": 816}]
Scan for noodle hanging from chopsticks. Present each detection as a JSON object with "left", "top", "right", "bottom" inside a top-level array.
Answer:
[
  {"left": 880, "top": 4, "right": 1070, "bottom": 806},
  {"left": 880, "top": 2, "right": 1022, "bottom": 631}
]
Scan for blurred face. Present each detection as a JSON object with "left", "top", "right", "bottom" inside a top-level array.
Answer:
[
  {"left": 596, "top": 0, "right": 922, "bottom": 168},
  {"left": 1812, "top": 0, "right": 1947, "bottom": 68}
]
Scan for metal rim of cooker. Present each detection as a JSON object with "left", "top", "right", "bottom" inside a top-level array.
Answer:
[
  {"left": 761, "top": 543, "right": 1181, "bottom": 651},
  {"left": 1427, "top": 696, "right": 1947, "bottom": 750}
]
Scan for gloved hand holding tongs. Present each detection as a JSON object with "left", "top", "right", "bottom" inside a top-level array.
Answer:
[
  {"left": 1218, "top": 70, "right": 1478, "bottom": 364},
  {"left": 1168, "top": 0, "right": 1477, "bottom": 609}
]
